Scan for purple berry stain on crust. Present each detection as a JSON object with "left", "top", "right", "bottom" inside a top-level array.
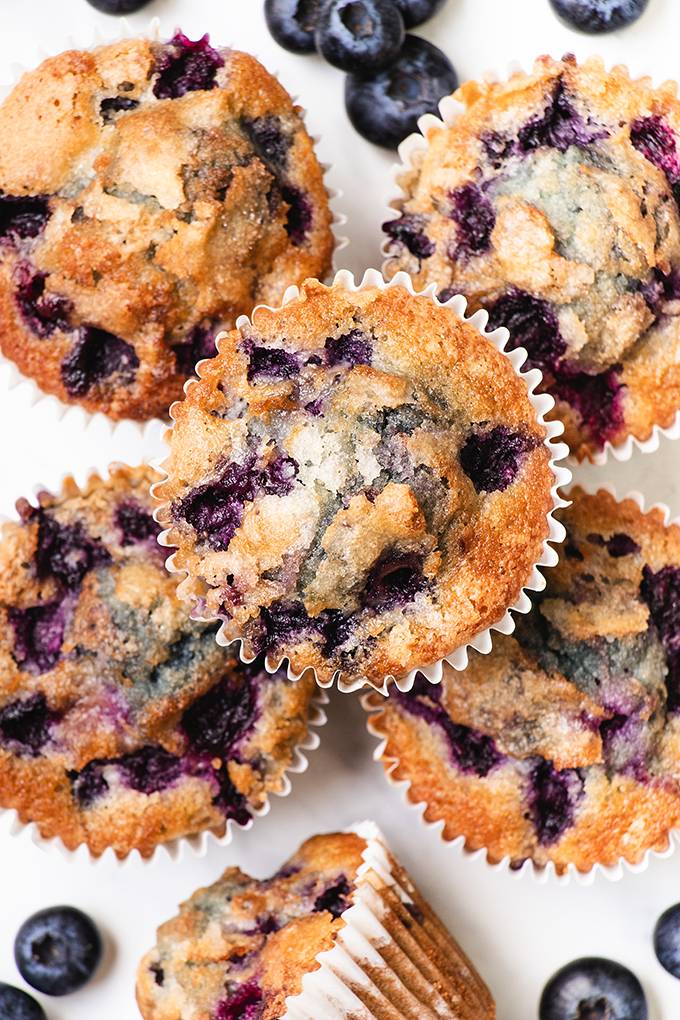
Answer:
[
  {"left": 14, "top": 263, "right": 72, "bottom": 338},
  {"left": 362, "top": 551, "right": 427, "bottom": 611},
  {"left": 383, "top": 213, "right": 435, "bottom": 259},
  {"left": 552, "top": 365, "right": 625, "bottom": 450},
  {"left": 0, "top": 194, "right": 50, "bottom": 244},
  {"left": 246, "top": 345, "right": 300, "bottom": 383},
  {"left": 641, "top": 564, "right": 680, "bottom": 712},
  {"left": 631, "top": 114, "right": 680, "bottom": 200},
  {"left": 448, "top": 183, "right": 495, "bottom": 261},
  {"left": 34, "top": 511, "right": 110, "bottom": 590},
  {"left": 314, "top": 877, "right": 352, "bottom": 918},
  {"left": 115, "top": 501, "right": 161, "bottom": 547},
  {"left": 153, "top": 32, "right": 224, "bottom": 100},
  {"left": 61, "top": 326, "right": 140, "bottom": 398},
  {"left": 460, "top": 425, "right": 536, "bottom": 494},
  {"left": 486, "top": 288, "right": 566, "bottom": 373},
  {"left": 527, "top": 759, "right": 584, "bottom": 846},
  {"left": 215, "top": 982, "right": 263, "bottom": 1020},
  {"left": 173, "top": 322, "right": 217, "bottom": 375},
  {"left": 325, "top": 329, "right": 373, "bottom": 367},
  {"left": 0, "top": 694, "right": 56, "bottom": 756},
  {"left": 518, "top": 79, "right": 607, "bottom": 154},
  {"left": 8, "top": 600, "right": 69, "bottom": 674}
]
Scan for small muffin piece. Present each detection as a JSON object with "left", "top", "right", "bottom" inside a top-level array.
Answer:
[
  {"left": 156, "top": 277, "right": 556, "bottom": 690},
  {"left": 136, "top": 823, "right": 496, "bottom": 1020},
  {"left": 0, "top": 32, "right": 333, "bottom": 420},
  {"left": 0, "top": 465, "right": 318, "bottom": 857},
  {"left": 365, "top": 489, "right": 680, "bottom": 873},
  {"left": 383, "top": 54, "right": 680, "bottom": 459}
]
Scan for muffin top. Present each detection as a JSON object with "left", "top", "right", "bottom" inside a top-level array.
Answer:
[
  {"left": 383, "top": 54, "right": 680, "bottom": 459},
  {"left": 0, "top": 464, "right": 318, "bottom": 857},
  {"left": 365, "top": 488, "right": 680, "bottom": 872},
  {"left": 157, "top": 277, "right": 556, "bottom": 690},
  {"left": 0, "top": 32, "right": 334, "bottom": 419}
]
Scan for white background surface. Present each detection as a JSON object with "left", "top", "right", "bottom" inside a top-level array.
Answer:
[{"left": 1, "top": 0, "right": 680, "bottom": 1017}]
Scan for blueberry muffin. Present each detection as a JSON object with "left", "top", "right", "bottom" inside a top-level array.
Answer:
[
  {"left": 365, "top": 489, "right": 680, "bottom": 873},
  {"left": 383, "top": 55, "right": 680, "bottom": 460},
  {"left": 0, "top": 32, "right": 334, "bottom": 420},
  {"left": 0, "top": 465, "right": 318, "bottom": 856},
  {"left": 137, "top": 823, "right": 495, "bottom": 1020},
  {"left": 155, "top": 277, "right": 557, "bottom": 690}
]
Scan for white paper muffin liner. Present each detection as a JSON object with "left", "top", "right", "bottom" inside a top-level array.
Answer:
[
  {"left": 153, "top": 266, "right": 571, "bottom": 696},
  {"left": 0, "top": 459, "right": 328, "bottom": 867},
  {"left": 0, "top": 17, "right": 347, "bottom": 445},
  {"left": 381, "top": 58, "right": 680, "bottom": 468},
  {"left": 281, "top": 820, "right": 495, "bottom": 1019},
  {"left": 362, "top": 483, "right": 680, "bottom": 886}
]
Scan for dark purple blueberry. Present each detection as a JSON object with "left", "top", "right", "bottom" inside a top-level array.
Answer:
[
  {"left": 539, "top": 957, "right": 648, "bottom": 1020},
  {"left": 587, "top": 532, "right": 640, "bottom": 558},
  {"left": 448, "top": 183, "right": 495, "bottom": 261},
  {"left": 325, "top": 329, "right": 373, "bottom": 366},
  {"left": 215, "top": 982, "right": 263, "bottom": 1020},
  {"left": 345, "top": 35, "right": 458, "bottom": 149},
  {"left": 460, "top": 425, "right": 536, "bottom": 494},
  {"left": 316, "top": 0, "right": 405, "bottom": 73},
  {"left": 247, "top": 346, "right": 300, "bottom": 383},
  {"left": 383, "top": 213, "right": 435, "bottom": 259},
  {"left": 654, "top": 902, "right": 680, "bottom": 979},
  {"left": 173, "top": 322, "right": 218, "bottom": 375},
  {"left": 639, "top": 267, "right": 680, "bottom": 315},
  {"left": 150, "top": 964, "right": 164, "bottom": 987},
  {"left": 549, "top": 0, "right": 649, "bottom": 34},
  {"left": 115, "top": 500, "right": 161, "bottom": 546},
  {"left": 552, "top": 366, "right": 625, "bottom": 450},
  {"left": 528, "top": 760, "right": 584, "bottom": 846},
  {"left": 362, "top": 551, "right": 427, "bottom": 611},
  {"left": 118, "top": 745, "right": 183, "bottom": 796},
  {"left": 261, "top": 454, "right": 299, "bottom": 497},
  {"left": 207, "top": 762, "right": 251, "bottom": 823},
  {"left": 153, "top": 32, "right": 224, "bottom": 101},
  {"left": 320, "top": 609, "right": 355, "bottom": 654},
  {"left": 630, "top": 114, "right": 680, "bottom": 196},
  {"left": 8, "top": 601, "right": 68, "bottom": 675},
  {"left": 14, "top": 906, "right": 102, "bottom": 997},
  {"left": 640, "top": 564, "right": 680, "bottom": 712},
  {"left": 247, "top": 915, "right": 280, "bottom": 936},
  {"left": 242, "top": 116, "right": 292, "bottom": 175},
  {"left": 393, "top": 0, "right": 448, "bottom": 27},
  {"left": 265, "top": 0, "right": 323, "bottom": 53},
  {"left": 0, "top": 194, "right": 50, "bottom": 244},
  {"left": 261, "top": 599, "right": 322, "bottom": 651},
  {"left": 34, "top": 512, "right": 110, "bottom": 590},
  {"left": 182, "top": 673, "right": 257, "bottom": 756},
  {"left": 85, "top": 0, "right": 152, "bottom": 11},
  {"left": 99, "top": 96, "right": 139, "bottom": 122},
  {"left": 14, "top": 264, "right": 71, "bottom": 338},
  {"left": 518, "top": 79, "right": 607, "bottom": 154},
  {"left": 0, "top": 694, "right": 55, "bottom": 756},
  {"left": 69, "top": 761, "right": 110, "bottom": 808},
  {"left": 281, "top": 185, "right": 313, "bottom": 246},
  {"left": 0, "top": 984, "right": 46, "bottom": 1020},
  {"left": 314, "top": 877, "right": 352, "bottom": 918},
  {"left": 60, "top": 326, "right": 139, "bottom": 398},
  {"left": 486, "top": 289, "right": 566, "bottom": 373}
]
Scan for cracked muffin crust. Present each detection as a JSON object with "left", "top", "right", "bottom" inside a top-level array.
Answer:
[
  {"left": 383, "top": 55, "right": 680, "bottom": 459},
  {"left": 0, "top": 464, "right": 317, "bottom": 857},
  {"left": 0, "top": 32, "right": 334, "bottom": 419},
  {"left": 365, "top": 488, "right": 680, "bottom": 873},
  {"left": 156, "top": 277, "right": 556, "bottom": 690},
  {"left": 136, "top": 825, "right": 495, "bottom": 1020}
]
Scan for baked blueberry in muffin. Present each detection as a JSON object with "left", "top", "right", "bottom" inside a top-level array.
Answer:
[
  {"left": 0, "top": 465, "right": 318, "bottom": 856},
  {"left": 383, "top": 55, "right": 680, "bottom": 459},
  {"left": 365, "top": 488, "right": 680, "bottom": 872},
  {"left": 136, "top": 823, "right": 496, "bottom": 1019},
  {"left": 0, "top": 33, "right": 334, "bottom": 419},
  {"left": 156, "top": 276, "right": 557, "bottom": 691}
]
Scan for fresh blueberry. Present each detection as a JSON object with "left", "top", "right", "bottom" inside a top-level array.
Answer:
[
  {"left": 654, "top": 903, "right": 680, "bottom": 979},
  {"left": 15, "top": 907, "right": 102, "bottom": 996},
  {"left": 0, "top": 984, "right": 45, "bottom": 1020},
  {"left": 264, "top": 0, "right": 323, "bottom": 53},
  {"left": 316, "top": 0, "right": 405, "bottom": 73},
  {"left": 345, "top": 35, "right": 458, "bottom": 149},
  {"left": 85, "top": 0, "right": 152, "bottom": 11},
  {"left": 548, "top": 0, "right": 649, "bottom": 33},
  {"left": 393, "top": 0, "right": 448, "bottom": 27},
  {"left": 539, "top": 957, "right": 648, "bottom": 1020}
]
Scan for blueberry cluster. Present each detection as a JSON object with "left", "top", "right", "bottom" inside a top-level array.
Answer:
[{"left": 264, "top": 0, "right": 458, "bottom": 147}]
